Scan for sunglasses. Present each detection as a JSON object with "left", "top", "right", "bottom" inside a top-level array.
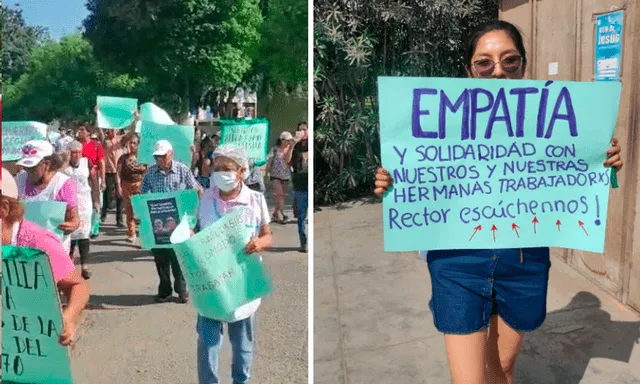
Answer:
[{"left": 472, "top": 55, "right": 523, "bottom": 77}]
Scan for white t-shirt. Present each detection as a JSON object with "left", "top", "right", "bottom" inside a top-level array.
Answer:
[{"left": 198, "top": 183, "right": 271, "bottom": 322}]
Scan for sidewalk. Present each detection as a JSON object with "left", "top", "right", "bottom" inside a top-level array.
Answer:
[
  {"left": 70, "top": 184, "right": 307, "bottom": 384},
  {"left": 314, "top": 200, "right": 640, "bottom": 384}
]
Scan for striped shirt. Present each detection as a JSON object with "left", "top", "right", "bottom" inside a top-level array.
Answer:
[{"left": 141, "top": 160, "right": 200, "bottom": 194}]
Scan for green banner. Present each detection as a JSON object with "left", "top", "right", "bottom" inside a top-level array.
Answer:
[
  {"left": 22, "top": 201, "right": 67, "bottom": 241},
  {"left": 96, "top": 96, "right": 138, "bottom": 129},
  {"left": 170, "top": 209, "right": 273, "bottom": 320},
  {"left": 131, "top": 190, "right": 199, "bottom": 249},
  {"left": 1, "top": 245, "right": 74, "bottom": 384},
  {"left": 138, "top": 121, "right": 195, "bottom": 166},
  {"left": 219, "top": 118, "right": 270, "bottom": 166},
  {"left": 2, "top": 122, "right": 49, "bottom": 162}
]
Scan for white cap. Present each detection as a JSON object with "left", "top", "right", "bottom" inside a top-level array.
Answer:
[
  {"left": 213, "top": 144, "right": 250, "bottom": 178},
  {"left": 279, "top": 131, "right": 293, "bottom": 141},
  {"left": 1, "top": 168, "right": 19, "bottom": 199},
  {"left": 153, "top": 140, "right": 173, "bottom": 156},
  {"left": 17, "top": 140, "right": 54, "bottom": 168}
]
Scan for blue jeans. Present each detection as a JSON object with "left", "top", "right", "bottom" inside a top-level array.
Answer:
[
  {"left": 197, "top": 315, "right": 254, "bottom": 384},
  {"left": 294, "top": 190, "right": 308, "bottom": 248}
]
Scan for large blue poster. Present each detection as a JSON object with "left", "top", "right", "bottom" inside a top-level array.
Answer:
[
  {"left": 379, "top": 77, "right": 621, "bottom": 254},
  {"left": 595, "top": 10, "right": 624, "bottom": 81}
]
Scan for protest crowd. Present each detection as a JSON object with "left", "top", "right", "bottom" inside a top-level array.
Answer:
[{"left": 1, "top": 104, "right": 309, "bottom": 384}]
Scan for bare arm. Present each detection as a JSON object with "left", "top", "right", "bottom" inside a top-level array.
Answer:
[
  {"left": 121, "top": 112, "right": 139, "bottom": 146},
  {"left": 57, "top": 270, "right": 90, "bottom": 345},
  {"left": 58, "top": 206, "right": 80, "bottom": 234}
]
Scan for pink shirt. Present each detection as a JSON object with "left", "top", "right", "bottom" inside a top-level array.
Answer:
[
  {"left": 14, "top": 220, "right": 75, "bottom": 282},
  {"left": 23, "top": 178, "right": 78, "bottom": 209}
]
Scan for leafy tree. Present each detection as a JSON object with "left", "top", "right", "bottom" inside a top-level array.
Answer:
[
  {"left": 2, "top": 4, "right": 49, "bottom": 82},
  {"left": 4, "top": 34, "right": 152, "bottom": 124},
  {"left": 314, "top": 0, "right": 498, "bottom": 203},
  {"left": 254, "top": 0, "right": 308, "bottom": 88},
  {"left": 83, "top": 0, "right": 263, "bottom": 116}
]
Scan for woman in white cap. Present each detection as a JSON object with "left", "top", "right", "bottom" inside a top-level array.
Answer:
[
  {"left": 65, "top": 140, "right": 95, "bottom": 279},
  {"left": 14, "top": 140, "right": 80, "bottom": 253},
  {"left": 196, "top": 144, "right": 273, "bottom": 384},
  {"left": 1, "top": 168, "right": 90, "bottom": 346},
  {"left": 265, "top": 131, "right": 295, "bottom": 223}
]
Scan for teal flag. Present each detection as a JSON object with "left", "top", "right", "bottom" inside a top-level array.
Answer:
[
  {"left": 1, "top": 245, "right": 74, "bottom": 384},
  {"left": 138, "top": 121, "right": 195, "bottom": 166},
  {"left": 2, "top": 122, "right": 48, "bottom": 161},
  {"left": 140, "top": 102, "right": 175, "bottom": 125},
  {"left": 131, "top": 190, "right": 199, "bottom": 249},
  {"left": 170, "top": 209, "right": 273, "bottom": 320},
  {"left": 219, "top": 118, "right": 270, "bottom": 166},
  {"left": 379, "top": 77, "right": 622, "bottom": 253},
  {"left": 22, "top": 201, "right": 67, "bottom": 241},
  {"left": 96, "top": 96, "right": 138, "bottom": 129}
]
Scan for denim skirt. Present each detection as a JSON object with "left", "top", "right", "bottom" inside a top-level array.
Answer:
[{"left": 426, "top": 247, "right": 551, "bottom": 334}]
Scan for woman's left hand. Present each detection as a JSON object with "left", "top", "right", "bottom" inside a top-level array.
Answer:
[
  {"left": 604, "top": 138, "right": 624, "bottom": 171},
  {"left": 59, "top": 313, "right": 76, "bottom": 346},
  {"left": 58, "top": 221, "right": 77, "bottom": 234},
  {"left": 245, "top": 237, "right": 264, "bottom": 254}
]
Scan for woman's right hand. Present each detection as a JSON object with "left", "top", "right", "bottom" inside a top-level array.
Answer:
[{"left": 374, "top": 168, "right": 394, "bottom": 198}]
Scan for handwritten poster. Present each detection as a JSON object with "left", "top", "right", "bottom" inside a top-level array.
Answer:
[
  {"left": 2, "top": 122, "right": 48, "bottom": 162},
  {"left": 379, "top": 77, "right": 621, "bottom": 253},
  {"left": 219, "top": 118, "right": 270, "bottom": 166},
  {"left": 170, "top": 209, "right": 272, "bottom": 320},
  {"left": 131, "top": 190, "right": 199, "bottom": 249},
  {"left": 1, "top": 245, "right": 74, "bottom": 384},
  {"left": 595, "top": 10, "right": 624, "bottom": 81},
  {"left": 96, "top": 96, "right": 138, "bottom": 129},
  {"left": 138, "top": 121, "right": 195, "bottom": 166}
]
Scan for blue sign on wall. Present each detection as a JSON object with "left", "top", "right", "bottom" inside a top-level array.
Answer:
[{"left": 595, "top": 10, "right": 624, "bottom": 81}]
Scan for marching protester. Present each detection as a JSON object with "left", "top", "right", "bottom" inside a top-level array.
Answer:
[
  {"left": 14, "top": 140, "right": 80, "bottom": 254},
  {"left": 290, "top": 122, "right": 309, "bottom": 252},
  {"left": 196, "top": 144, "right": 273, "bottom": 384},
  {"left": 65, "top": 140, "right": 95, "bottom": 279},
  {"left": 193, "top": 135, "right": 214, "bottom": 189},
  {"left": 266, "top": 131, "right": 295, "bottom": 223},
  {"left": 99, "top": 117, "right": 138, "bottom": 227},
  {"left": 117, "top": 133, "right": 147, "bottom": 244},
  {"left": 77, "top": 124, "right": 106, "bottom": 238},
  {"left": 2, "top": 168, "right": 90, "bottom": 346},
  {"left": 140, "top": 140, "right": 203, "bottom": 303}
]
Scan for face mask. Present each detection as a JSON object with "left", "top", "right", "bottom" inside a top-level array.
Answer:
[{"left": 212, "top": 171, "right": 238, "bottom": 192}]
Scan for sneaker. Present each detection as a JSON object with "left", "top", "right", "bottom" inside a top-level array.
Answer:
[
  {"left": 90, "top": 233, "right": 99, "bottom": 239},
  {"left": 127, "top": 236, "right": 137, "bottom": 243},
  {"left": 154, "top": 295, "right": 172, "bottom": 303},
  {"left": 116, "top": 222, "right": 125, "bottom": 228},
  {"left": 81, "top": 268, "right": 92, "bottom": 280},
  {"left": 177, "top": 296, "right": 189, "bottom": 304},
  {"left": 298, "top": 247, "right": 307, "bottom": 253}
]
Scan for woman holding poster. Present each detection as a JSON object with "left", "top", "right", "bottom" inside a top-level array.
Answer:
[
  {"left": 373, "top": 20, "right": 624, "bottom": 384},
  {"left": 196, "top": 144, "right": 273, "bottom": 384},
  {"left": 1, "top": 168, "right": 90, "bottom": 346},
  {"left": 14, "top": 140, "right": 80, "bottom": 254}
]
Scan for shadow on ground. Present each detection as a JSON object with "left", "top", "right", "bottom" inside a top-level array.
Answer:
[
  {"left": 87, "top": 294, "right": 160, "bottom": 308},
  {"left": 517, "top": 291, "right": 640, "bottom": 383}
]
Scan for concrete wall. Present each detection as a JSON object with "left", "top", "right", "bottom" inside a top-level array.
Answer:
[{"left": 500, "top": 0, "right": 640, "bottom": 310}]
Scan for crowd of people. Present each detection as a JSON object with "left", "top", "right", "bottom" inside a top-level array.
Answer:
[{"left": 1, "top": 113, "right": 309, "bottom": 384}]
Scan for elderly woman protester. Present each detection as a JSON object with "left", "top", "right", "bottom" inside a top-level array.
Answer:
[
  {"left": 65, "top": 140, "right": 95, "bottom": 279},
  {"left": 2, "top": 168, "right": 90, "bottom": 345},
  {"left": 15, "top": 140, "right": 80, "bottom": 254}
]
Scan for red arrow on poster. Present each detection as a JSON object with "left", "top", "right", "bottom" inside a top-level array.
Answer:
[
  {"left": 578, "top": 220, "right": 589, "bottom": 236},
  {"left": 532, "top": 216, "right": 539, "bottom": 234},
  {"left": 491, "top": 225, "right": 498, "bottom": 242},
  {"left": 512, "top": 223, "right": 520, "bottom": 238},
  {"left": 469, "top": 225, "right": 482, "bottom": 241},
  {"left": 556, "top": 220, "right": 562, "bottom": 231}
]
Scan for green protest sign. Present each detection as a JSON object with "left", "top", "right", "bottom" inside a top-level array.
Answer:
[
  {"left": 138, "top": 121, "right": 195, "bottom": 166},
  {"left": 22, "top": 201, "right": 67, "bottom": 241},
  {"left": 219, "top": 118, "right": 270, "bottom": 166},
  {"left": 131, "top": 190, "right": 199, "bottom": 249},
  {"left": 96, "top": 96, "right": 138, "bottom": 129},
  {"left": 1, "top": 245, "right": 74, "bottom": 384},
  {"left": 170, "top": 209, "right": 273, "bottom": 320},
  {"left": 2, "top": 122, "right": 48, "bottom": 162},
  {"left": 140, "top": 102, "right": 175, "bottom": 125}
]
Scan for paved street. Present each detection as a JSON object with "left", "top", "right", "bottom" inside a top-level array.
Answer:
[
  {"left": 70, "top": 188, "right": 308, "bottom": 384},
  {"left": 315, "top": 200, "right": 640, "bottom": 384}
]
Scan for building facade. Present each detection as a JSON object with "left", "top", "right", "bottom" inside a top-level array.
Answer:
[{"left": 500, "top": 0, "right": 640, "bottom": 310}]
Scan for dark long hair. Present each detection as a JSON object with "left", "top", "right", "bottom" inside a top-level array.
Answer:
[{"left": 464, "top": 20, "right": 527, "bottom": 72}]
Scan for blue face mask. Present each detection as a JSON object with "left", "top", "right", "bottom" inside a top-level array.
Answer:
[{"left": 212, "top": 171, "right": 238, "bottom": 192}]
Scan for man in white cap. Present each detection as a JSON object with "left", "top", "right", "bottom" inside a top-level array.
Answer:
[{"left": 141, "top": 139, "right": 202, "bottom": 303}]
